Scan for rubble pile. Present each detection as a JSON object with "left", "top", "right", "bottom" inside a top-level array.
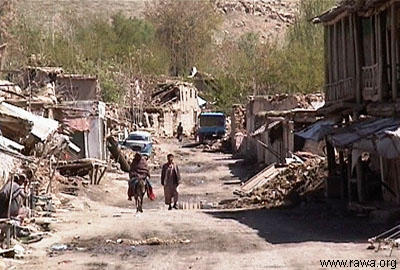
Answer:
[
  {"left": 0, "top": 66, "right": 112, "bottom": 256},
  {"left": 203, "top": 138, "right": 231, "bottom": 153},
  {"left": 215, "top": 0, "right": 299, "bottom": 40},
  {"left": 231, "top": 105, "right": 246, "bottom": 133},
  {"left": 216, "top": 0, "right": 297, "bottom": 22},
  {"left": 229, "top": 157, "right": 327, "bottom": 209}
]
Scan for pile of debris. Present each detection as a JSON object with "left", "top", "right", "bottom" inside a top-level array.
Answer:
[
  {"left": 227, "top": 157, "right": 327, "bottom": 209},
  {"left": 216, "top": 0, "right": 296, "bottom": 21},
  {"left": 0, "top": 65, "right": 113, "bottom": 257},
  {"left": 215, "top": 0, "right": 299, "bottom": 40}
]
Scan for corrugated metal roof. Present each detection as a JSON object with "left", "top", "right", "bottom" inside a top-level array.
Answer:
[
  {"left": 295, "top": 119, "right": 336, "bottom": 142},
  {"left": 0, "top": 101, "right": 59, "bottom": 141},
  {"left": 328, "top": 117, "right": 400, "bottom": 159}
]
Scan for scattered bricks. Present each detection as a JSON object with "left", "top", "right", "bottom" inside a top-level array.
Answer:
[{"left": 226, "top": 157, "right": 327, "bottom": 209}]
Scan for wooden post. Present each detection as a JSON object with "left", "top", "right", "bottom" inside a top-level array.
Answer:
[
  {"left": 6, "top": 176, "right": 14, "bottom": 248},
  {"left": 333, "top": 23, "right": 338, "bottom": 82},
  {"left": 47, "top": 153, "right": 62, "bottom": 194},
  {"left": 372, "top": 16, "right": 376, "bottom": 65},
  {"left": 342, "top": 18, "right": 348, "bottom": 78},
  {"left": 89, "top": 166, "right": 94, "bottom": 185},
  {"left": 339, "top": 151, "right": 346, "bottom": 199},
  {"left": 94, "top": 165, "right": 99, "bottom": 185},
  {"left": 325, "top": 26, "right": 330, "bottom": 85},
  {"left": 392, "top": 4, "right": 398, "bottom": 101},
  {"left": 356, "top": 158, "right": 364, "bottom": 202},
  {"left": 326, "top": 138, "right": 336, "bottom": 176},
  {"left": 376, "top": 14, "right": 383, "bottom": 101},
  {"left": 353, "top": 15, "right": 362, "bottom": 104},
  {"left": 96, "top": 167, "right": 107, "bottom": 185},
  {"left": 347, "top": 150, "right": 352, "bottom": 201}
]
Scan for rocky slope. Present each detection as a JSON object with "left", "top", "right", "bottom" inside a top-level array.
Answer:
[{"left": 17, "top": 0, "right": 299, "bottom": 41}]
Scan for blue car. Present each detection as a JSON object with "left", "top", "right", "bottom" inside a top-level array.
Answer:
[
  {"left": 121, "top": 131, "right": 153, "bottom": 157},
  {"left": 197, "top": 112, "right": 226, "bottom": 143}
]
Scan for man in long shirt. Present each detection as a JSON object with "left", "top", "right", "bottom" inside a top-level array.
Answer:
[{"left": 161, "top": 154, "right": 181, "bottom": 210}]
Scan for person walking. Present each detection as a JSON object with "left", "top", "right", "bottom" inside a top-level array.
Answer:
[
  {"left": 177, "top": 122, "right": 183, "bottom": 142},
  {"left": 161, "top": 154, "right": 181, "bottom": 210}
]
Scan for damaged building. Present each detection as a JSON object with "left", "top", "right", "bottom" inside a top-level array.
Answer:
[
  {"left": 313, "top": 0, "right": 400, "bottom": 206},
  {"left": 237, "top": 94, "right": 325, "bottom": 164},
  {"left": 150, "top": 80, "right": 202, "bottom": 137},
  {"left": 10, "top": 67, "right": 108, "bottom": 161}
]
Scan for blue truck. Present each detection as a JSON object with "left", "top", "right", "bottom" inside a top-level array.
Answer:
[{"left": 197, "top": 112, "right": 226, "bottom": 143}]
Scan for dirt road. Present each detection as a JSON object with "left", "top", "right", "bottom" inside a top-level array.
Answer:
[{"left": 8, "top": 139, "right": 395, "bottom": 270}]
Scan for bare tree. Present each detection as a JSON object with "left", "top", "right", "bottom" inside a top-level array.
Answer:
[
  {"left": 0, "top": 0, "right": 14, "bottom": 44},
  {"left": 146, "top": 0, "right": 221, "bottom": 76}
]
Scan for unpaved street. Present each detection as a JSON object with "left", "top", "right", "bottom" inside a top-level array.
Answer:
[{"left": 9, "top": 140, "right": 394, "bottom": 270}]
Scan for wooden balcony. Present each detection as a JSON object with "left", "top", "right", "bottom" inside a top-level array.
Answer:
[
  {"left": 325, "top": 77, "right": 355, "bottom": 103},
  {"left": 361, "top": 64, "right": 379, "bottom": 102}
]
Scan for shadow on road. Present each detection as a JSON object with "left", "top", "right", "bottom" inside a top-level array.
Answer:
[
  {"left": 208, "top": 202, "right": 389, "bottom": 244},
  {"left": 226, "top": 159, "right": 260, "bottom": 181}
]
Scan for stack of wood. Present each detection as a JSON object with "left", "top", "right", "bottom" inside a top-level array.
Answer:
[{"left": 229, "top": 157, "right": 327, "bottom": 208}]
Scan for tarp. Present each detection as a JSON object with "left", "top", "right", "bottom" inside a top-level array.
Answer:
[
  {"left": 0, "top": 101, "right": 59, "bottom": 141},
  {"left": 295, "top": 119, "right": 335, "bottom": 142},
  {"left": 328, "top": 118, "right": 400, "bottom": 159}
]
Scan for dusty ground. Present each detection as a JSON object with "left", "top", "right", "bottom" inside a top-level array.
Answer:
[{"left": 5, "top": 139, "right": 398, "bottom": 270}]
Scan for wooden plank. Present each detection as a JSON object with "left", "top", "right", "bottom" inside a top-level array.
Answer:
[
  {"left": 353, "top": 15, "right": 362, "bottom": 104},
  {"left": 342, "top": 18, "right": 348, "bottom": 78},
  {"left": 347, "top": 152, "right": 353, "bottom": 202},
  {"left": 241, "top": 163, "right": 280, "bottom": 193},
  {"left": 391, "top": 4, "right": 398, "bottom": 100},
  {"left": 377, "top": 13, "right": 383, "bottom": 102},
  {"left": 89, "top": 166, "right": 94, "bottom": 185},
  {"left": 94, "top": 165, "right": 99, "bottom": 185},
  {"left": 96, "top": 167, "right": 107, "bottom": 185},
  {"left": 325, "top": 26, "right": 330, "bottom": 85},
  {"left": 356, "top": 159, "right": 364, "bottom": 202},
  {"left": 339, "top": 151, "right": 345, "bottom": 199},
  {"left": 333, "top": 23, "right": 338, "bottom": 82}
]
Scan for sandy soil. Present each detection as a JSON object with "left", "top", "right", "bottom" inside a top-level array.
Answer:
[{"left": 5, "top": 139, "right": 397, "bottom": 270}]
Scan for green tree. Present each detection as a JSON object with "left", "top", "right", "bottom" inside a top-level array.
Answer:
[
  {"left": 0, "top": 0, "right": 14, "bottom": 44},
  {"left": 271, "top": 0, "right": 336, "bottom": 93},
  {"left": 146, "top": 0, "right": 221, "bottom": 76}
]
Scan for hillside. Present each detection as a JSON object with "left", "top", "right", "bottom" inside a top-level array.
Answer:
[{"left": 17, "top": 0, "right": 299, "bottom": 41}]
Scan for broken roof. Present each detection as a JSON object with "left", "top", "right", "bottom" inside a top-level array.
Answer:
[
  {"left": 0, "top": 100, "right": 59, "bottom": 141},
  {"left": 151, "top": 80, "right": 197, "bottom": 106},
  {"left": 295, "top": 119, "right": 336, "bottom": 142},
  {"left": 328, "top": 117, "right": 400, "bottom": 159},
  {"left": 313, "top": 0, "right": 398, "bottom": 25}
]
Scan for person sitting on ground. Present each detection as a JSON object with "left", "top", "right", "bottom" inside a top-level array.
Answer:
[
  {"left": 128, "top": 153, "right": 155, "bottom": 200},
  {"left": 161, "top": 153, "right": 181, "bottom": 210},
  {"left": 0, "top": 174, "right": 28, "bottom": 221}
]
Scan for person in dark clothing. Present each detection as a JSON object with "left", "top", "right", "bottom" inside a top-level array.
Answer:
[
  {"left": 128, "top": 153, "right": 154, "bottom": 201},
  {"left": 0, "top": 175, "right": 27, "bottom": 219},
  {"left": 177, "top": 122, "right": 183, "bottom": 142}
]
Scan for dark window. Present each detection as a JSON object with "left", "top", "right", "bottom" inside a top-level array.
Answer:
[{"left": 200, "top": 116, "right": 225, "bottom": 127}]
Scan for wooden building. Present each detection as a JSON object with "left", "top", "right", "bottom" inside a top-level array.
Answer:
[
  {"left": 314, "top": 0, "right": 400, "bottom": 205},
  {"left": 315, "top": 0, "right": 400, "bottom": 114}
]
